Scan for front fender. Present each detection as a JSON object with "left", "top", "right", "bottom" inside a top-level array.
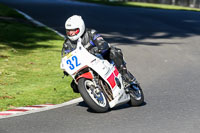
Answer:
[{"left": 76, "top": 72, "right": 93, "bottom": 82}]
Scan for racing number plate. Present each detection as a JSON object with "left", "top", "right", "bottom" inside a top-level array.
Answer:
[{"left": 66, "top": 54, "right": 81, "bottom": 71}]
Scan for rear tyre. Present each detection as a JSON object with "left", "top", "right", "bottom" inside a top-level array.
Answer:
[
  {"left": 128, "top": 84, "right": 144, "bottom": 106},
  {"left": 78, "top": 78, "right": 109, "bottom": 113}
]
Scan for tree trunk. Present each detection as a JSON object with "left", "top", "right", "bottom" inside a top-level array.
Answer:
[
  {"left": 193, "top": 0, "right": 197, "bottom": 7},
  {"left": 172, "top": 0, "right": 176, "bottom": 5}
]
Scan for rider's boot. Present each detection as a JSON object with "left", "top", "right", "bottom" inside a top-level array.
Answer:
[{"left": 119, "top": 65, "right": 138, "bottom": 92}]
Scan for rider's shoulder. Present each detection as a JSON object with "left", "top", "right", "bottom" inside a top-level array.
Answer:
[
  {"left": 63, "top": 37, "right": 71, "bottom": 46},
  {"left": 86, "top": 28, "right": 98, "bottom": 35},
  {"left": 64, "top": 37, "right": 71, "bottom": 43}
]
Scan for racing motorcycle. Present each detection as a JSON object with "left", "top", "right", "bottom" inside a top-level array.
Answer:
[{"left": 60, "top": 38, "right": 144, "bottom": 112}]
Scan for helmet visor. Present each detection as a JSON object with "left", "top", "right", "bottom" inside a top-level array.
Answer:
[{"left": 66, "top": 28, "right": 80, "bottom": 37}]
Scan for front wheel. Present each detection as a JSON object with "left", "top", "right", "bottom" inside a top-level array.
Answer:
[
  {"left": 78, "top": 78, "right": 109, "bottom": 113},
  {"left": 128, "top": 83, "right": 144, "bottom": 106}
]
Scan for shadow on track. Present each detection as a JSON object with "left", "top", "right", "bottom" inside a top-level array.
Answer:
[
  {"left": 0, "top": 19, "right": 62, "bottom": 55},
  {"left": 75, "top": 6, "right": 200, "bottom": 46},
  {"left": 77, "top": 101, "right": 147, "bottom": 113}
]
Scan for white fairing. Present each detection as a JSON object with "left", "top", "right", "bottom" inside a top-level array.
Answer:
[{"left": 60, "top": 38, "right": 130, "bottom": 108}]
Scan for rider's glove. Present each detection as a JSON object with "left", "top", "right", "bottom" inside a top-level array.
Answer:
[{"left": 63, "top": 71, "right": 69, "bottom": 76}]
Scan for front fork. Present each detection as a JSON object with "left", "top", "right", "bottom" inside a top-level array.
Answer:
[{"left": 88, "top": 69, "right": 101, "bottom": 94}]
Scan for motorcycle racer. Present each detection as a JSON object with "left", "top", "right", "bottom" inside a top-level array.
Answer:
[{"left": 61, "top": 15, "right": 136, "bottom": 92}]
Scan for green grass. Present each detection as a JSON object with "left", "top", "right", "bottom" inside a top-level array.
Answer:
[
  {"left": 0, "top": 4, "right": 25, "bottom": 18},
  {"left": 78, "top": 0, "right": 200, "bottom": 12},
  {"left": 0, "top": 4, "right": 80, "bottom": 111}
]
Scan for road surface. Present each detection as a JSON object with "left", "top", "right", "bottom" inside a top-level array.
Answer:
[{"left": 0, "top": 0, "right": 200, "bottom": 133}]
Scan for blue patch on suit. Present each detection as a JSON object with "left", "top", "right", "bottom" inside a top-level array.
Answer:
[{"left": 90, "top": 40, "right": 96, "bottom": 46}]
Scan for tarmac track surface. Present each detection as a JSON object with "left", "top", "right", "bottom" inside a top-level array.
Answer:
[{"left": 0, "top": 0, "right": 200, "bottom": 133}]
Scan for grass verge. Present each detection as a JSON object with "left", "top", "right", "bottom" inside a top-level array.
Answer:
[
  {"left": 0, "top": 4, "right": 80, "bottom": 111},
  {"left": 78, "top": 0, "right": 200, "bottom": 12}
]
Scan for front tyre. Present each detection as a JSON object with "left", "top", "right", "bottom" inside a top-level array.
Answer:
[
  {"left": 78, "top": 78, "right": 109, "bottom": 113},
  {"left": 129, "top": 84, "right": 144, "bottom": 106}
]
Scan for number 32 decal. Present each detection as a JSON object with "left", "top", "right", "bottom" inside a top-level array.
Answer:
[{"left": 66, "top": 56, "right": 81, "bottom": 70}]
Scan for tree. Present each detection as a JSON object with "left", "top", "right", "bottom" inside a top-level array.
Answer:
[{"left": 172, "top": 0, "right": 176, "bottom": 5}]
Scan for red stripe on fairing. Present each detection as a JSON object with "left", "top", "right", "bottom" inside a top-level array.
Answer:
[
  {"left": 7, "top": 109, "right": 28, "bottom": 112},
  {"left": 76, "top": 72, "right": 93, "bottom": 81},
  {"left": 114, "top": 67, "right": 119, "bottom": 76},
  {"left": 0, "top": 113, "right": 12, "bottom": 115},
  {"left": 107, "top": 73, "right": 116, "bottom": 88}
]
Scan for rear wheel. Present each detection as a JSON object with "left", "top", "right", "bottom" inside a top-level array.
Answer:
[
  {"left": 78, "top": 78, "right": 109, "bottom": 113},
  {"left": 128, "top": 84, "right": 144, "bottom": 106}
]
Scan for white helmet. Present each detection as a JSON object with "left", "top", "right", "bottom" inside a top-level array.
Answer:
[{"left": 65, "top": 15, "right": 85, "bottom": 41}]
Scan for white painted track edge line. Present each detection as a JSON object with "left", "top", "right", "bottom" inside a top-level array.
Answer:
[{"left": 15, "top": 9, "right": 65, "bottom": 38}]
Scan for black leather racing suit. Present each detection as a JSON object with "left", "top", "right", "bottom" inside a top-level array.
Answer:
[
  {"left": 62, "top": 29, "right": 109, "bottom": 58},
  {"left": 61, "top": 29, "right": 135, "bottom": 92}
]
